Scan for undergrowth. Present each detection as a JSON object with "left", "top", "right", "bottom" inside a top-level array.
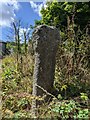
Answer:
[{"left": 1, "top": 53, "right": 90, "bottom": 119}]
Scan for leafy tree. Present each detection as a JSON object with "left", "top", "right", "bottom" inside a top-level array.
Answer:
[{"left": 35, "top": 1, "right": 90, "bottom": 33}]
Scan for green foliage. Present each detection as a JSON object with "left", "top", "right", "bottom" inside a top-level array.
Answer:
[
  {"left": 54, "top": 31, "right": 90, "bottom": 98},
  {"left": 80, "top": 93, "right": 88, "bottom": 101},
  {"left": 2, "top": 68, "right": 16, "bottom": 80},
  {"left": 57, "top": 94, "right": 62, "bottom": 100},
  {"left": 1, "top": 54, "right": 33, "bottom": 118},
  {"left": 2, "top": 43, "right": 90, "bottom": 119},
  {"left": 76, "top": 109, "right": 89, "bottom": 119},
  {"left": 36, "top": 2, "right": 90, "bottom": 31},
  {"left": 61, "top": 85, "right": 67, "bottom": 91},
  {"left": 51, "top": 100, "right": 89, "bottom": 119},
  {"left": 17, "top": 98, "right": 30, "bottom": 110}
]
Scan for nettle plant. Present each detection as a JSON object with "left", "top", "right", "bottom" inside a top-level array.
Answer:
[{"left": 49, "top": 99, "right": 89, "bottom": 119}]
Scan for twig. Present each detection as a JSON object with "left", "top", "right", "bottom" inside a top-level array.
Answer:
[{"left": 36, "top": 84, "right": 57, "bottom": 99}]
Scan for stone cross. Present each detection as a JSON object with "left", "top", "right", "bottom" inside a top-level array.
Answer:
[{"left": 32, "top": 25, "right": 60, "bottom": 113}]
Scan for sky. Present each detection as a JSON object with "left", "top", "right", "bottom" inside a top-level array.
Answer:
[{"left": 0, "top": 0, "right": 47, "bottom": 42}]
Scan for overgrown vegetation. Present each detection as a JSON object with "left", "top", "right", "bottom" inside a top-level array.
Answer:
[{"left": 1, "top": 1, "right": 90, "bottom": 119}]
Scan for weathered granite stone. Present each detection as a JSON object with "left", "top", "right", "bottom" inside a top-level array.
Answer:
[{"left": 32, "top": 25, "right": 60, "bottom": 99}]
